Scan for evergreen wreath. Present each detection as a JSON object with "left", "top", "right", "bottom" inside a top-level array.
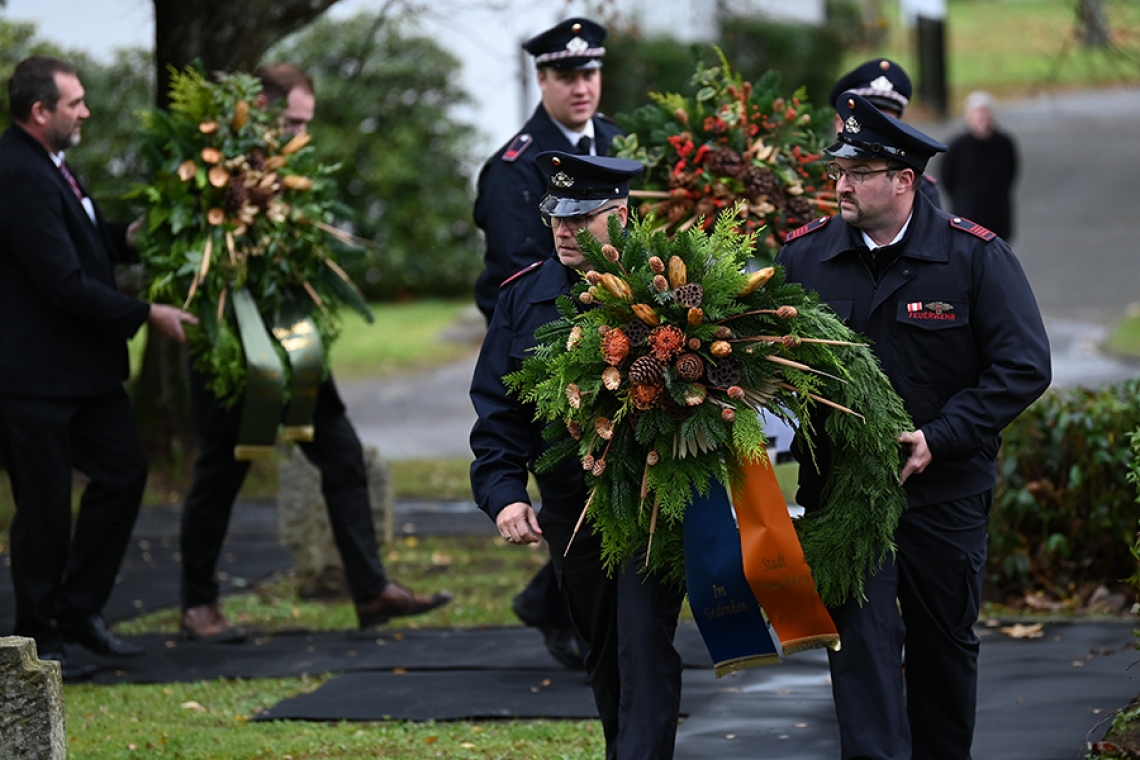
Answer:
[
  {"left": 129, "top": 67, "right": 372, "bottom": 405},
  {"left": 506, "top": 210, "right": 911, "bottom": 606}
]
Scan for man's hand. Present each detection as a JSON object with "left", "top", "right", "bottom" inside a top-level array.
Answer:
[
  {"left": 898, "top": 429, "right": 932, "bottom": 484},
  {"left": 147, "top": 304, "right": 199, "bottom": 344},
  {"left": 126, "top": 217, "right": 144, "bottom": 250},
  {"left": 496, "top": 502, "right": 542, "bottom": 545}
]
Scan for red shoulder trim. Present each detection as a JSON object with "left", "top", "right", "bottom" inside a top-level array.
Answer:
[
  {"left": 923, "top": 172, "right": 938, "bottom": 186},
  {"left": 785, "top": 216, "right": 830, "bottom": 242},
  {"left": 500, "top": 260, "right": 543, "bottom": 288},
  {"left": 949, "top": 217, "right": 996, "bottom": 242},
  {"left": 502, "top": 133, "right": 534, "bottom": 163}
]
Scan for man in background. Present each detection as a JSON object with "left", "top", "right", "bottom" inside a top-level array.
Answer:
[
  {"left": 177, "top": 62, "right": 451, "bottom": 643},
  {"left": 941, "top": 91, "right": 1019, "bottom": 242},
  {"left": 0, "top": 55, "right": 197, "bottom": 680},
  {"left": 471, "top": 17, "right": 622, "bottom": 670}
]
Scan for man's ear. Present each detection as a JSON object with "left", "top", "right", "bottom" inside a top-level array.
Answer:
[
  {"left": 616, "top": 203, "right": 630, "bottom": 225},
  {"left": 896, "top": 167, "right": 917, "bottom": 195},
  {"left": 29, "top": 101, "right": 51, "bottom": 126}
]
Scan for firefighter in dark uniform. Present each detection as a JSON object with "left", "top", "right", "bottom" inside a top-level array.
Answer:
[
  {"left": 776, "top": 93, "right": 1051, "bottom": 760},
  {"left": 830, "top": 58, "right": 943, "bottom": 210},
  {"left": 472, "top": 16, "right": 622, "bottom": 669},
  {"left": 470, "top": 152, "right": 687, "bottom": 760}
]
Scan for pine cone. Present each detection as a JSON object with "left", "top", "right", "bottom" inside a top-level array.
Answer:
[
  {"left": 623, "top": 320, "right": 650, "bottom": 347},
  {"left": 786, "top": 195, "right": 815, "bottom": 223},
  {"left": 249, "top": 184, "right": 277, "bottom": 210},
  {"left": 630, "top": 383, "right": 662, "bottom": 410},
  {"left": 675, "top": 353, "right": 705, "bottom": 382},
  {"left": 601, "top": 328, "right": 630, "bottom": 366},
  {"left": 694, "top": 197, "right": 717, "bottom": 220},
  {"left": 740, "top": 165, "right": 777, "bottom": 200},
  {"left": 657, "top": 392, "right": 694, "bottom": 422},
  {"left": 706, "top": 359, "right": 742, "bottom": 388},
  {"left": 674, "top": 282, "right": 704, "bottom": 308},
  {"left": 247, "top": 149, "right": 266, "bottom": 172},
  {"left": 224, "top": 177, "right": 248, "bottom": 212},
  {"left": 647, "top": 325, "right": 686, "bottom": 362},
  {"left": 669, "top": 170, "right": 700, "bottom": 190},
  {"left": 629, "top": 355, "right": 665, "bottom": 386},
  {"left": 659, "top": 198, "right": 693, "bottom": 223},
  {"left": 705, "top": 147, "right": 744, "bottom": 178}
]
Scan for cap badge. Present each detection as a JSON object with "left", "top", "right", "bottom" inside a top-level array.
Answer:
[
  {"left": 551, "top": 171, "right": 574, "bottom": 188},
  {"left": 845, "top": 115, "right": 861, "bottom": 134},
  {"left": 869, "top": 75, "right": 895, "bottom": 92},
  {"left": 566, "top": 36, "right": 589, "bottom": 54}
]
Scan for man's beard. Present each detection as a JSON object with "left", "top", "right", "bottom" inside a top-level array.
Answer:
[{"left": 46, "top": 125, "right": 80, "bottom": 154}]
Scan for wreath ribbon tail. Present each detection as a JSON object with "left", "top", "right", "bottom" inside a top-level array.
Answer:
[
  {"left": 273, "top": 315, "right": 324, "bottom": 443},
  {"left": 683, "top": 483, "right": 782, "bottom": 678},
  {"left": 733, "top": 458, "right": 840, "bottom": 656},
  {"left": 232, "top": 288, "right": 285, "bottom": 461}
]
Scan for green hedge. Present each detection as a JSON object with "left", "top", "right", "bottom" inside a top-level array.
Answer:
[{"left": 991, "top": 379, "right": 1140, "bottom": 599}]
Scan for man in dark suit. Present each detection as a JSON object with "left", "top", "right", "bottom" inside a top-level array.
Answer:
[
  {"left": 0, "top": 56, "right": 198, "bottom": 681},
  {"left": 177, "top": 62, "right": 451, "bottom": 644},
  {"left": 471, "top": 17, "right": 621, "bottom": 670}
]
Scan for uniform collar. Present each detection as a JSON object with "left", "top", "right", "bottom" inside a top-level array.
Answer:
[
  {"left": 821, "top": 191, "right": 948, "bottom": 263},
  {"left": 528, "top": 257, "right": 581, "bottom": 303}
]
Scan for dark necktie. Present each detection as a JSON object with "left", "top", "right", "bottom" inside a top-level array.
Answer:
[
  {"left": 59, "top": 162, "right": 85, "bottom": 202},
  {"left": 576, "top": 135, "right": 592, "bottom": 156}
]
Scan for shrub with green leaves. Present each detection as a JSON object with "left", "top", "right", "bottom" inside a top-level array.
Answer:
[{"left": 991, "top": 379, "right": 1140, "bottom": 599}]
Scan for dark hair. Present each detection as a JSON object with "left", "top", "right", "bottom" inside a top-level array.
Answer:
[
  {"left": 8, "top": 55, "right": 77, "bottom": 122},
  {"left": 254, "top": 62, "right": 313, "bottom": 103}
]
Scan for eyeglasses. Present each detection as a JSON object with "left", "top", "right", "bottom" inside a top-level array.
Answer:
[
  {"left": 542, "top": 205, "right": 620, "bottom": 231},
  {"left": 825, "top": 162, "right": 895, "bottom": 185}
]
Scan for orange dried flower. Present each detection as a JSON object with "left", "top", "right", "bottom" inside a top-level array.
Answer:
[
  {"left": 648, "top": 325, "right": 686, "bottom": 362},
  {"left": 601, "top": 328, "right": 631, "bottom": 366}
]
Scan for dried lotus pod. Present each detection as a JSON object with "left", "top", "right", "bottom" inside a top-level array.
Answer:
[
  {"left": 668, "top": 256, "right": 687, "bottom": 288},
  {"left": 675, "top": 353, "right": 705, "bottom": 382},
  {"left": 710, "top": 340, "right": 733, "bottom": 358},
  {"left": 687, "top": 307, "right": 704, "bottom": 326},
  {"left": 602, "top": 365, "right": 622, "bottom": 391},
  {"left": 705, "top": 360, "right": 742, "bottom": 388},
  {"left": 649, "top": 256, "right": 665, "bottom": 274},
  {"left": 631, "top": 303, "right": 659, "bottom": 326},
  {"left": 623, "top": 320, "right": 649, "bottom": 346},
  {"left": 674, "top": 282, "right": 703, "bottom": 308}
]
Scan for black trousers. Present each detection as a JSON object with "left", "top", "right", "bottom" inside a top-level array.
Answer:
[
  {"left": 180, "top": 368, "right": 387, "bottom": 608},
  {"left": 549, "top": 522, "right": 685, "bottom": 760},
  {"left": 826, "top": 492, "right": 991, "bottom": 760},
  {"left": 0, "top": 389, "right": 147, "bottom": 650}
]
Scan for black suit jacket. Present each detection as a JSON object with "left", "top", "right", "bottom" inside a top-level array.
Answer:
[
  {"left": 472, "top": 105, "right": 624, "bottom": 318},
  {"left": 0, "top": 124, "right": 149, "bottom": 398}
]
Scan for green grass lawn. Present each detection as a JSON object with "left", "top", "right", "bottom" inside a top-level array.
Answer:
[{"left": 1105, "top": 309, "right": 1140, "bottom": 359}]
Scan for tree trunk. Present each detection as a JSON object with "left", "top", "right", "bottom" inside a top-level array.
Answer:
[
  {"left": 1077, "top": 0, "right": 1111, "bottom": 48},
  {"left": 137, "top": 0, "right": 342, "bottom": 465}
]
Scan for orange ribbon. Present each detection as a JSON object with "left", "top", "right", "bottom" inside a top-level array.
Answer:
[{"left": 733, "top": 459, "right": 839, "bottom": 655}]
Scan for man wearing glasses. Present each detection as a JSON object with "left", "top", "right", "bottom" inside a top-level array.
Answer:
[
  {"left": 470, "top": 152, "right": 687, "bottom": 760},
  {"left": 776, "top": 93, "right": 1050, "bottom": 759},
  {"left": 472, "top": 16, "right": 621, "bottom": 672}
]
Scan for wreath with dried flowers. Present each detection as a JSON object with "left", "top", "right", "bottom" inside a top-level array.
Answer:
[
  {"left": 506, "top": 209, "right": 911, "bottom": 606},
  {"left": 615, "top": 50, "right": 836, "bottom": 265},
  {"left": 129, "top": 67, "right": 372, "bottom": 406}
]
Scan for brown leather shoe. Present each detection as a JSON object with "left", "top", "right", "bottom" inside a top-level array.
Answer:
[
  {"left": 356, "top": 581, "right": 453, "bottom": 628},
  {"left": 180, "top": 603, "right": 248, "bottom": 643}
]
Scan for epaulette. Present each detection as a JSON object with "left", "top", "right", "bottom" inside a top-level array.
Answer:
[
  {"left": 949, "top": 216, "right": 996, "bottom": 242},
  {"left": 500, "top": 260, "right": 543, "bottom": 288},
  {"left": 784, "top": 216, "right": 830, "bottom": 242},
  {"left": 502, "top": 133, "right": 534, "bottom": 163},
  {"left": 923, "top": 173, "right": 938, "bottom": 185}
]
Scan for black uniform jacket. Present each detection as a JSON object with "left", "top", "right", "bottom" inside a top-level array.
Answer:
[
  {"left": 0, "top": 125, "right": 149, "bottom": 398},
  {"left": 473, "top": 105, "right": 622, "bottom": 317},
  {"left": 470, "top": 257, "right": 589, "bottom": 548},
  {"left": 775, "top": 191, "right": 1050, "bottom": 507}
]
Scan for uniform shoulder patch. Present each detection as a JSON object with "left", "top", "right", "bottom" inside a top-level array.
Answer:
[
  {"left": 923, "top": 172, "right": 938, "bottom": 186},
  {"left": 785, "top": 216, "right": 830, "bottom": 242},
  {"left": 502, "top": 133, "right": 534, "bottom": 163},
  {"left": 949, "top": 217, "right": 996, "bottom": 242},
  {"left": 500, "top": 260, "right": 543, "bottom": 288}
]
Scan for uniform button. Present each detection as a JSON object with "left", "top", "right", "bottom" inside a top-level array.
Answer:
[{"left": 902, "top": 269, "right": 911, "bottom": 277}]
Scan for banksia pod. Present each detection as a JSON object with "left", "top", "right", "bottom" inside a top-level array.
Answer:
[
  {"left": 630, "top": 383, "right": 662, "bottom": 410},
  {"left": 595, "top": 417, "right": 615, "bottom": 441},
  {"left": 739, "top": 266, "right": 775, "bottom": 296},
  {"left": 631, "top": 303, "right": 660, "bottom": 326},
  {"left": 674, "top": 282, "right": 703, "bottom": 308},
  {"left": 602, "top": 244, "right": 620, "bottom": 263},
  {"left": 653, "top": 275, "right": 669, "bottom": 292},
  {"left": 283, "top": 175, "right": 312, "bottom": 191},
  {"left": 566, "top": 325, "right": 584, "bottom": 350},
  {"left": 232, "top": 100, "right": 249, "bottom": 131},
  {"left": 280, "top": 132, "right": 312, "bottom": 155},
  {"left": 714, "top": 325, "right": 733, "bottom": 340},
  {"left": 601, "top": 328, "right": 630, "bottom": 366},
  {"left": 649, "top": 256, "right": 665, "bottom": 274},
  {"left": 201, "top": 147, "right": 223, "bottom": 164},
  {"left": 177, "top": 160, "right": 197, "bottom": 182},
  {"left": 600, "top": 273, "right": 633, "bottom": 300},
  {"left": 687, "top": 308, "right": 704, "bottom": 326},
  {"left": 668, "top": 256, "right": 687, "bottom": 288},
  {"left": 648, "top": 325, "right": 686, "bottom": 362},
  {"left": 629, "top": 355, "right": 665, "bottom": 386},
  {"left": 675, "top": 353, "right": 704, "bottom": 382},
  {"left": 777, "top": 305, "right": 798, "bottom": 320},
  {"left": 602, "top": 366, "right": 622, "bottom": 391},
  {"left": 710, "top": 340, "right": 733, "bottom": 358}
]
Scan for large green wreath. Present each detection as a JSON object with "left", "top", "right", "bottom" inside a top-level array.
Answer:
[
  {"left": 129, "top": 68, "right": 372, "bottom": 405},
  {"left": 506, "top": 211, "right": 911, "bottom": 606}
]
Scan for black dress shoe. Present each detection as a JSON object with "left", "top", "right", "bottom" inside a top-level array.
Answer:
[
  {"left": 57, "top": 614, "right": 146, "bottom": 657},
  {"left": 39, "top": 649, "right": 97, "bottom": 682}
]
